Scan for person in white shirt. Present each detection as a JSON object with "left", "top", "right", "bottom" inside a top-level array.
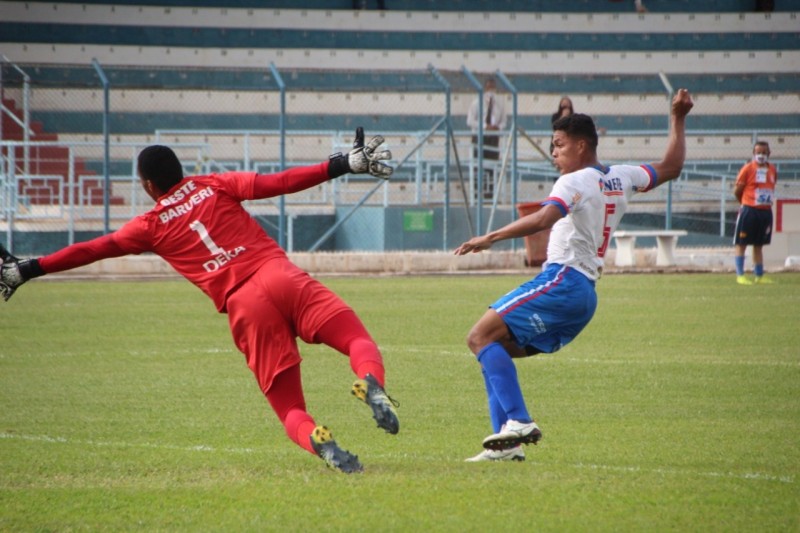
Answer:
[
  {"left": 455, "top": 89, "right": 693, "bottom": 462},
  {"left": 467, "top": 78, "right": 507, "bottom": 199}
]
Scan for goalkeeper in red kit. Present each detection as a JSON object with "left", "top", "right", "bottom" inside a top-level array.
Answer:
[{"left": 0, "top": 128, "right": 397, "bottom": 474}]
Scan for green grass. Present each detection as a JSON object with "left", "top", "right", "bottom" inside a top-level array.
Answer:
[{"left": 1, "top": 273, "right": 799, "bottom": 531}]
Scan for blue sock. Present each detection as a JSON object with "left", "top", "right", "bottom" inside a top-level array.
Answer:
[
  {"left": 477, "top": 343, "right": 531, "bottom": 424},
  {"left": 735, "top": 256, "right": 745, "bottom": 276},
  {"left": 755, "top": 264, "right": 764, "bottom": 277},
  {"left": 481, "top": 367, "right": 507, "bottom": 433}
]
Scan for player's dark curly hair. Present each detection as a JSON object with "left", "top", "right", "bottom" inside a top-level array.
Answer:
[
  {"left": 552, "top": 113, "right": 598, "bottom": 151},
  {"left": 137, "top": 145, "right": 184, "bottom": 192}
]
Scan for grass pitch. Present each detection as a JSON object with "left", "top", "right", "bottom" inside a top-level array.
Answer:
[{"left": 1, "top": 272, "right": 798, "bottom": 531}]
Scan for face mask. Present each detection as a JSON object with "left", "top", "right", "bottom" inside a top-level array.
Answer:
[{"left": 754, "top": 154, "right": 768, "bottom": 164}]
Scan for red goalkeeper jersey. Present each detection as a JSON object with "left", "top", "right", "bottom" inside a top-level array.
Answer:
[{"left": 39, "top": 164, "right": 330, "bottom": 312}]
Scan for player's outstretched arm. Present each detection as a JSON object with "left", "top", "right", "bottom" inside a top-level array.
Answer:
[
  {"left": 454, "top": 204, "right": 562, "bottom": 255},
  {"left": 0, "top": 244, "right": 45, "bottom": 301},
  {"left": 649, "top": 88, "right": 693, "bottom": 187},
  {"left": 0, "top": 235, "right": 132, "bottom": 301},
  {"left": 250, "top": 127, "right": 393, "bottom": 198},
  {"left": 328, "top": 127, "right": 393, "bottom": 179}
]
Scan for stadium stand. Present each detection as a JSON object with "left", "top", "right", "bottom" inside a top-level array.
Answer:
[
  {"left": 3, "top": 0, "right": 799, "bottom": 12},
  {"left": 1, "top": 1, "right": 798, "bottom": 255}
]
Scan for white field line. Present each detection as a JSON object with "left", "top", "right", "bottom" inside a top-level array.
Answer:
[
  {"left": 6, "top": 346, "right": 797, "bottom": 368},
  {"left": 0, "top": 347, "right": 237, "bottom": 358},
  {"left": 1, "top": 432, "right": 792, "bottom": 484},
  {"left": 0, "top": 432, "right": 256, "bottom": 455},
  {"left": 555, "top": 357, "right": 800, "bottom": 368},
  {"left": 393, "top": 347, "right": 800, "bottom": 367},
  {"left": 528, "top": 460, "right": 795, "bottom": 485}
]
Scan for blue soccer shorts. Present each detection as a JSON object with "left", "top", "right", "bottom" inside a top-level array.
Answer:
[{"left": 490, "top": 263, "right": 597, "bottom": 354}]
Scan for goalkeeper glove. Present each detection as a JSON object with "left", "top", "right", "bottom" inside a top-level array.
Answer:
[
  {"left": 0, "top": 244, "right": 45, "bottom": 301},
  {"left": 328, "top": 127, "right": 393, "bottom": 179}
]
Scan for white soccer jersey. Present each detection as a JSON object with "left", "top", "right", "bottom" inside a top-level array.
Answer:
[
  {"left": 541, "top": 166, "right": 606, "bottom": 280},
  {"left": 598, "top": 164, "right": 657, "bottom": 258}
]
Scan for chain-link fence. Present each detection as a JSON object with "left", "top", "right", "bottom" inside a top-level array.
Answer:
[
  {"left": 2, "top": 59, "right": 798, "bottom": 256},
  {"left": 0, "top": 59, "right": 177, "bottom": 253}
]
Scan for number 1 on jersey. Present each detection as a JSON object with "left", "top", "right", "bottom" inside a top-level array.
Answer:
[{"left": 189, "top": 220, "right": 226, "bottom": 256}]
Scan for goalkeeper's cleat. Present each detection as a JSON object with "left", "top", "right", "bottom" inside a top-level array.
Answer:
[
  {"left": 736, "top": 275, "right": 753, "bottom": 285},
  {"left": 465, "top": 445, "right": 525, "bottom": 462},
  {"left": 351, "top": 374, "right": 399, "bottom": 435},
  {"left": 754, "top": 275, "right": 775, "bottom": 284},
  {"left": 482, "top": 419, "right": 542, "bottom": 451},
  {"left": 309, "top": 426, "right": 363, "bottom": 474}
]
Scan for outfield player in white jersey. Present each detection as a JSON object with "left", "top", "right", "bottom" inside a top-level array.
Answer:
[{"left": 454, "top": 89, "right": 693, "bottom": 462}]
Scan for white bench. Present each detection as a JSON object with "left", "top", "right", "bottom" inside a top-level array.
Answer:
[{"left": 613, "top": 230, "right": 688, "bottom": 267}]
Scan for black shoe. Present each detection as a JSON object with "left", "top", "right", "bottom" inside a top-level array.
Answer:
[
  {"left": 351, "top": 374, "right": 400, "bottom": 434},
  {"left": 309, "top": 426, "right": 363, "bottom": 474}
]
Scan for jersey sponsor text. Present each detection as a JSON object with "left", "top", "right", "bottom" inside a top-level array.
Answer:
[{"left": 158, "top": 181, "right": 216, "bottom": 223}]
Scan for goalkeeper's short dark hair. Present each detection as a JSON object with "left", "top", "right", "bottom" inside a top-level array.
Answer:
[
  {"left": 137, "top": 145, "right": 184, "bottom": 192},
  {"left": 552, "top": 113, "right": 598, "bottom": 151}
]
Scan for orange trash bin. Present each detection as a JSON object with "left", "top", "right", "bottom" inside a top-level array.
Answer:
[{"left": 516, "top": 202, "right": 550, "bottom": 267}]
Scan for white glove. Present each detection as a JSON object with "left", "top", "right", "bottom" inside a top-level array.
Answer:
[
  {"left": 328, "top": 127, "right": 393, "bottom": 179},
  {"left": 348, "top": 127, "right": 393, "bottom": 179},
  {"left": 0, "top": 244, "right": 44, "bottom": 301}
]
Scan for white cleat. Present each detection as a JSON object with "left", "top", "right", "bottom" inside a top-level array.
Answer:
[
  {"left": 465, "top": 445, "right": 525, "bottom": 462},
  {"left": 482, "top": 419, "right": 542, "bottom": 450}
]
